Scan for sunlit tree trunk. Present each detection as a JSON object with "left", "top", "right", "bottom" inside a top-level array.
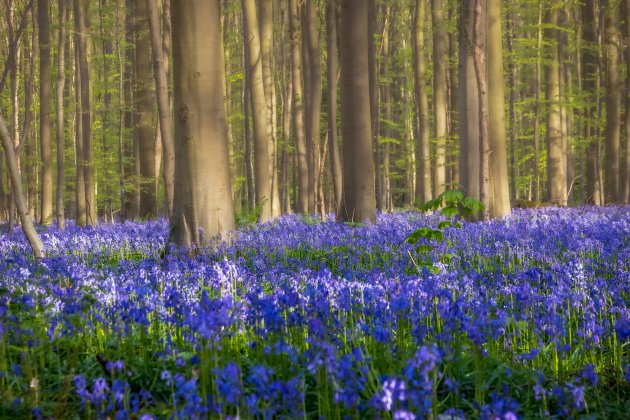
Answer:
[
  {"left": 338, "top": 0, "right": 376, "bottom": 223},
  {"left": 487, "top": 0, "right": 510, "bottom": 217},
  {"left": 242, "top": 0, "right": 271, "bottom": 221},
  {"left": 623, "top": 0, "right": 630, "bottom": 203},
  {"left": 73, "top": 0, "right": 87, "bottom": 225},
  {"left": 169, "top": 0, "right": 235, "bottom": 247},
  {"left": 38, "top": 0, "right": 53, "bottom": 224},
  {"left": 545, "top": 7, "right": 566, "bottom": 205},
  {"left": 432, "top": 0, "right": 447, "bottom": 195}
]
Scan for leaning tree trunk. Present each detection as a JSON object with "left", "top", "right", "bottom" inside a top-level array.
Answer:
[
  {"left": 169, "top": 0, "right": 235, "bottom": 247},
  {"left": 487, "top": 0, "right": 511, "bottom": 217},
  {"left": 0, "top": 115, "right": 44, "bottom": 259},
  {"left": 604, "top": 0, "right": 621, "bottom": 204},
  {"left": 338, "top": 0, "right": 376, "bottom": 224},
  {"left": 326, "top": 0, "right": 342, "bottom": 211},
  {"left": 242, "top": 0, "right": 271, "bottom": 221},
  {"left": 146, "top": 0, "right": 174, "bottom": 218}
]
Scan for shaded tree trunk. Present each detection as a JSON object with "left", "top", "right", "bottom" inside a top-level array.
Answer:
[
  {"left": 169, "top": 0, "right": 235, "bottom": 246},
  {"left": 289, "top": 0, "right": 308, "bottom": 213},
  {"left": 338, "top": 0, "right": 376, "bottom": 223},
  {"left": 326, "top": 0, "right": 342, "bottom": 211},
  {"left": 605, "top": 0, "right": 621, "bottom": 203},
  {"left": 146, "top": 0, "right": 174, "bottom": 218},
  {"left": 55, "top": 0, "right": 67, "bottom": 228}
]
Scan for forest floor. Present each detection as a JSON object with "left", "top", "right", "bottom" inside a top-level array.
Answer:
[{"left": 0, "top": 206, "right": 629, "bottom": 418}]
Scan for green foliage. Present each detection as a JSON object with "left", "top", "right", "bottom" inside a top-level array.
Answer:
[
  {"left": 235, "top": 200, "right": 266, "bottom": 228},
  {"left": 406, "top": 190, "right": 484, "bottom": 273}
]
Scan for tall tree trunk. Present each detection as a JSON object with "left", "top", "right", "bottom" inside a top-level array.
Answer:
[
  {"left": 532, "top": 4, "right": 543, "bottom": 202},
  {"left": 326, "top": 0, "right": 342, "bottom": 211},
  {"left": 432, "top": 0, "right": 448, "bottom": 194},
  {"left": 458, "top": 0, "right": 480, "bottom": 201},
  {"left": 304, "top": 0, "right": 324, "bottom": 216},
  {"left": 338, "top": 0, "right": 376, "bottom": 223},
  {"left": 259, "top": 0, "right": 281, "bottom": 217},
  {"left": 623, "top": 0, "right": 630, "bottom": 203},
  {"left": 545, "top": 7, "right": 566, "bottom": 205},
  {"left": 368, "top": 0, "right": 381, "bottom": 210},
  {"left": 242, "top": 0, "right": 271, "bottom": 221},
  {"left": 413, "top": 0, "right": 432, "bottom": 204},
  {"left": 134, "top": 0, "right": 157, "bottom": 218},
  {"left": 605, "top": 0, "right": 621, "bottom": 203},
  {"left": 38, "top": 0, "right": 53, "bottom": 224},
  {"left": 73, "top": 0, "right": 86, "bottom": 225},
  {"left": 506, "top": 7, "right": 518, "bottom": 201},
  {"left": 146, "top": 0, "right": 174, "bottom": 218},
  {"left": 123, "top": 0, "right": 136, "bottom": 219},
  {"left": 55, "top": 0, "right": 67, "bottom": 228},
  {"left": 472, "top": 0, "right": 490, "bottom": 221},
  {"left": 487, "top": 0, "right": 511, "bottom": 217},
  {"left": 74, "top": 0, "right": 96, "bottom": 224},
  {"left": 289, "top": 0, "right": 308, "bottom": 213},
  {"left": 169, "top": 0, "right": 235, "bottom": 246},
  {"left": 583, "top": 0, "right": 601, "bottom": 204}
]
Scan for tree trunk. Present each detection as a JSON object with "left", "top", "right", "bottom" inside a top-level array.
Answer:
[
  {"left": 169, "top": 0, "right": 235, "bottom": 247},
  {"left": 259, "top": 0, "right": 281, "bottom": 218},
  {"left": 326, "top": 0, "right": 342, "bottom": 211},
  {"left": 304, "top": 0, "right": 324, "bottom": 216},
  {"left": 413, "top": 0, "right": 432, "bottom": 204},
  {"left": 55, "top": 0, "right": 67, "bottom": 228},
  {"left": 432, "top": 0, "right": 448, "bottom": 195},
  {"left": 73, "top": 0, "right": 87, "bottom": 225},
  {"left": 623, "top": 0, "right": 630, "bottom": 203},
  {"left": 146, "top": 0, "right": 174, "bottom": 218},
  {"left": 368, "top": 0, "right": 381, "bottom": 210},
  {"left": 487, "top": 0, "right": 511, "bottom": 217},
  {"left": 242, "top": 0, "right": 271, "bottom": 221},
  {"left": 506, "top": 7, "right": 518, "bottom": 201},
  {"left": 338, "top": 0, "right": 376, "bottom": 223},
  {"left": 472, "top": 0, "right": 490, "bottom": 221},
  {"left": 605, "top": 0, "right": 621, "bottom": 203},
  {"left": 133, "top": 0, "right": 157, "bottom": 218},
  {"left": 458, "top": 0, "right": 480, "bottom": 201},
  {"left": 38, "top": 0, "right": 53, "bottom": 224},
  {"left": 545, "top": 7, "right": 566, "bottom": 205},
  {"left": 289, "top": 0, "right": 308, "bottom": 213}
]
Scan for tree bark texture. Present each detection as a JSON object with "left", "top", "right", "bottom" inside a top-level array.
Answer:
[
  {"left": 55, "top": 0, "right": 67, "bottom": 228},
  {"left": 170, "top": 0, "right": 235, "bottom": 247},
  {"left": 604, "top": 0, "right": 621, "bottom": 203},
  {"left": 431, "top": 0, "right": 448, "bottom": 195},
  {"left": 338, "top": 0, "right": 376, "bottom": 224},
  {"left": 326, "top": 0, "right": 343, "bottom": 211},
  {"left": 38, "top": 0, "right": 53, "bottom": 225}
]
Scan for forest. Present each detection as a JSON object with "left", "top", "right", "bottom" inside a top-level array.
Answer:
[{"left": 0, "top": 0, "right": 629, "bottom": 418}]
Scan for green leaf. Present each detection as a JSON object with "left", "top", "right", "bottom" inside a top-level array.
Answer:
[
  {"left": 437, "top": 220, "right": 452, "bottom": 229},
  {"left": 441, "top": 206, "right": 459, "bottom": 218},
  {"left": 443, "top": 189, "right": 464, "bottom": 204},
  {"left": 415, "top": 244, "right": 434, "bottom": 253}
]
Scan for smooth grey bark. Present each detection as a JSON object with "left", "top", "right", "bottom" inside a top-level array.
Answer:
[
  {"left": 338, "top": 0, "right": 376, "bottom": 223},
  {"left": 431, "top": 0, "right": 448, "bottom": 195},
  {"left": 169, "top": 0, "right": 235, "bottom": 247},
  {"left": 604, "top": 0, "right": 621, "bottom": 203}
]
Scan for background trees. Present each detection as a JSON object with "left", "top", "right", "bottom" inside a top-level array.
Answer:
[{"left": 1, "top": 0, "right": 629, "bottom": 245}]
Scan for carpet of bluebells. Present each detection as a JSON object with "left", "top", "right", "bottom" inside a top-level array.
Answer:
[{"left": 0, "top": 206, "right": 629, "bottom": 419}]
